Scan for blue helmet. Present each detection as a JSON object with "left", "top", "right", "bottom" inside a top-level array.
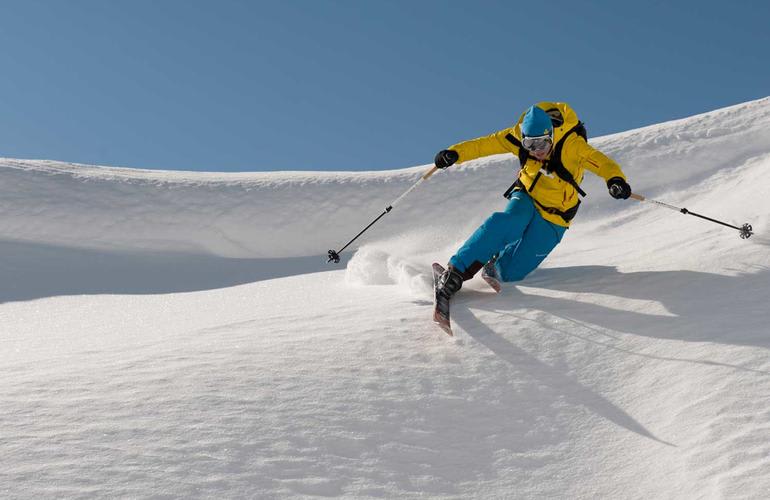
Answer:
[{"left": 521, "top": 105, "right": 553, "bottom": 137}]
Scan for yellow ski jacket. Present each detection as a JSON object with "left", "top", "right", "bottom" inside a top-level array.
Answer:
[{"left": 448, "top": 101, "right": 627, "bottom": 227}]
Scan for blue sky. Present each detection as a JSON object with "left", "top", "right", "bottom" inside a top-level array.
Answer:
[{"left": 0, "top": 0, "right": 768, "bottom": 172}]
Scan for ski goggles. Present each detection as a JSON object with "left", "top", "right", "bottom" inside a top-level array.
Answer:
[{"left": 521, "top": 133, "right": 553, "bottom": 152}]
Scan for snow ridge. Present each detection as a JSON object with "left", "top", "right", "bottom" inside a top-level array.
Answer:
[{"left": 2, "top": 99, "right": 769, "bottom": 262}]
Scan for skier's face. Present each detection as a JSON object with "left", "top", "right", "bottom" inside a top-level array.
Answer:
[{"left": 530, "top": 146, "right": 551, "bottom": 161}]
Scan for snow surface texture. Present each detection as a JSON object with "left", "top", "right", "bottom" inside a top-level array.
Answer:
[{"left": 1, "top": 98, "right": 769, "bottom": 499}]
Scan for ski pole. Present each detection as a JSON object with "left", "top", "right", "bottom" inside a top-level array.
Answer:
[
  {"left": 327, "top": 165, "right": 441, "bottom": 263},
  {"left": 629, "top": 193, "right": 753, "bottom": 239}
]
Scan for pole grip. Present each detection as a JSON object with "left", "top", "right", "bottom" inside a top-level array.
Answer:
[{"left": 421, "top": 165, "right": 440, "bottom": 180}]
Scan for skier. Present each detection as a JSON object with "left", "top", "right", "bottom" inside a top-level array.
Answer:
[{"left": 432, "top": 102, "right": 631, "bottom": 308}]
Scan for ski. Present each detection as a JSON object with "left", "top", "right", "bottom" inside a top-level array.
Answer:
[
  {"left": 481, "top": 259, "right": 502, "bottom": 293},
  {"left": 432, "top": 262, "right": 453, "bottom": 336}
]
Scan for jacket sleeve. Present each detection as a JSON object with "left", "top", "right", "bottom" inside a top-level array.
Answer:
[
  {"left": 567, "top": 135, "right": 626, "bottom": 181},
  {"left": 448, "top": 129, "right": 517, "bottom": 165}
]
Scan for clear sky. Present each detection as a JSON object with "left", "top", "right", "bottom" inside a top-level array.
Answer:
[{"left": 1, "top": 0, "right": 768, "bottom": 172}]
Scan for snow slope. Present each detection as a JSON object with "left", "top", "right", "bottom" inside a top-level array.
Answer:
[{"left": 1, "top": 98, "right": 769, "bottom": 499}]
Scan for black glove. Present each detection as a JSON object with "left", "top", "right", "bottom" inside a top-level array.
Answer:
[
  {"left": 607, "top": 177, "right": 632, "bottom": 199},
  {"left": 434, "top": 149, "right": 459, "bottom": 169}
]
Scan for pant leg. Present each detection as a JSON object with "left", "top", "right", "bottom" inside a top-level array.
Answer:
[
  {"left": 449, "top": 191, "right": 536, "bottom": 278},
  {"left": 495, "top": 209, "right": 567, "bottom": 282}
]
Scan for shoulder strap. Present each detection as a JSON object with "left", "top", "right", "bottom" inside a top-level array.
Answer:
[
  {"left": 504, "top": 132, "right": 521, "bottom": 148},
  {"left": 546, "top": 122, "right": 587, "bottom": 197},
  {"left": 504, "top": 133, "right": 529, "bottom": 165}
]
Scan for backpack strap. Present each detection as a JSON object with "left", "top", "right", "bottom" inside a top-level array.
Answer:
[
  {"left": 504, "top": 133, "right": 529, "bottom": 166},
  {"left": 502, "top": 177, "right": 581, "bottom": 223},
  {"left": 545, "top": 122, "right": 587, "bottom": 197},
  {"left": 532, "top": 198, "right": 581, "bottom": 223}
]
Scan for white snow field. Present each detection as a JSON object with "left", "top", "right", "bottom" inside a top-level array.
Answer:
[{"left": 1, "top": 98, "right": 769, "bottom": 499}]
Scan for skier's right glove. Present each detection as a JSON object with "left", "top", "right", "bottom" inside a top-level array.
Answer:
[
  {"left": 434, "top": 149, "right": 459, "bottom": 169},
  {"left": 607, "top": 177, "right": 632, "bottom": 199}
]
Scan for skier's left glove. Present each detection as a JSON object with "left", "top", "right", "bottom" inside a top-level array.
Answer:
[
  {"left": 607, "top": 177, "right": 632, "bottom": 199},
  {"left": 434, "top": 149, "right": 459, "bottom": 169}
]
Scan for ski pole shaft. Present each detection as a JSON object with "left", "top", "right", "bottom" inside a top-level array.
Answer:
[
  {"left": 630, "top": 193, "right": 753, "bottom": 238},
  {"left": 327, "top": 166, "right": 440, "bottom": 263},
  {"left": 389, "top": 166, "right": 439, "bottom": 209}
]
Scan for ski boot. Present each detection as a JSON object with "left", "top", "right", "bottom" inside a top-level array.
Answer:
[
  {"left": 432, "top": 264, "right": 464, "bottom": 335},
  {"left": 481, "top": 255, "right": 502, "bottom": 293}
]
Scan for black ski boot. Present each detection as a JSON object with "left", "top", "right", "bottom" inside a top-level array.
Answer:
[
  {"left": 481, "top": 255, "right": 502, "bottom": 293},
  {"left": 437, "top": 265, "right": 464, "bottom": 300},
  {"left": 431, "top": 263, "right": 464, "bottom": 335}
]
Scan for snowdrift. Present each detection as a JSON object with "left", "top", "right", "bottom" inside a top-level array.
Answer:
[
  {"left": 2, "top": 98, "right": 768, "bottom": 263},
  {"left": 2, "top": 98, "right": 770, "bottom": 499}
]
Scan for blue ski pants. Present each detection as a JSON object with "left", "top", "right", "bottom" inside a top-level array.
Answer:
[{"left": 449, "top": 191, "right": 567, "bottom": 282}]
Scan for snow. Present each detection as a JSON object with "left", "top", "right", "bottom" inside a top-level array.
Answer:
[{"left": 1, "top": 97, "right": 770, "bottom": 499}]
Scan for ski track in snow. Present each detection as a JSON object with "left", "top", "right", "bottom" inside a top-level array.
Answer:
[{"left": 1, "top": 98, "right": 770, "bottom": 499}]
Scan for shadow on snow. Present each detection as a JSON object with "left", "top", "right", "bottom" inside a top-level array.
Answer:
[
  {"left": 0, "top": 238, "right": 349, "bottom": 303},
  {"left": 446, "top": 264, "right": 770, "bottom": 445}
]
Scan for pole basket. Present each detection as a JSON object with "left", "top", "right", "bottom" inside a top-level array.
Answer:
[
  {"left": 740, "top": 223, "right": 753, "bottom": 239},
  {"left": 327, "top": 249, "right": 341, "bottom": 263}
]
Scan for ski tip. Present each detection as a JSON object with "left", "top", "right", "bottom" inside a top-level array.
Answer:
[
  {"left": 434, "top": 321, "right": 453, "bottom": 336},
  {"left": 432, "top": 312, "right": 453, "bottom": 336}
]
